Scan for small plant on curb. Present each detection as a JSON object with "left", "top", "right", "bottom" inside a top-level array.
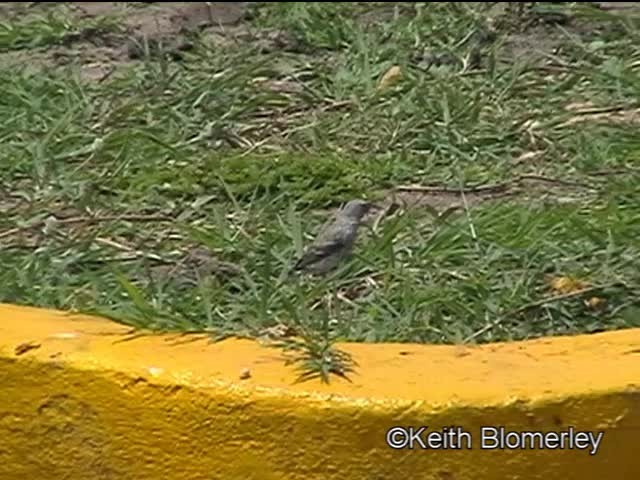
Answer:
[{"left": 270, "top": 334, "right": 358, "bottom": 385}]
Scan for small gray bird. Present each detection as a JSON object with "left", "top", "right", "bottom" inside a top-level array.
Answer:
[{"left": 292, "top": 199, "right": 373, "bottom": 275}]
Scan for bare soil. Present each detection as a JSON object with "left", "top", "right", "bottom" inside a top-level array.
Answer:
[
  {"left": 0, "top": 2, "right": 251, "bottom": 80},
  {"left": 3, "top": 2, "right": 637, "bottom": 82}
]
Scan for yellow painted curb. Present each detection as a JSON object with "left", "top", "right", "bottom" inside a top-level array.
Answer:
[{"left": 1, "top": 303, "right": 639, "bottom": 480}]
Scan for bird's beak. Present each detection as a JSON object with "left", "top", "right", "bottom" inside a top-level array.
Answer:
[{"left": 367, "top": 202, "right": 383, "bottom": 213}]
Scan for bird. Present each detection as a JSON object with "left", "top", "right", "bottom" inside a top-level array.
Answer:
[{"left": 292, "top": 199, "right": 374, "bottom": 275}]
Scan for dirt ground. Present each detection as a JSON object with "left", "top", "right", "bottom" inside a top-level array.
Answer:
[
  {"left": 2, "top": 2, "right": 637, "bottom": 82},
  {"left": 0, "top": 2, "right": 253, "bottom": 80}
]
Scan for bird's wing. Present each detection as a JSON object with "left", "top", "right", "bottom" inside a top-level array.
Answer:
[
  {"left": 293, "top": 236, "right": 344, "bottom": 270},
  {"left": 293, "top": 219, "right": 351, "bottom": 270}
]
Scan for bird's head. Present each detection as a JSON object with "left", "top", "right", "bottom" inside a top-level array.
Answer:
[{"left": 341, "top": 199, "right": 376, "bottom": 221}]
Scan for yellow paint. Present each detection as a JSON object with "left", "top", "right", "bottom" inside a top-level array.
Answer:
[{"left": 0, "top": 303, "right": 639, "bottom": 480}]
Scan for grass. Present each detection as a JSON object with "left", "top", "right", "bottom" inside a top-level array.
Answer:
[
  {"left": 1, "top": 2, "right": 640, "bottom": 380},
  {"left": 0, "top": 3, "right": 122, "bottom": 51}
]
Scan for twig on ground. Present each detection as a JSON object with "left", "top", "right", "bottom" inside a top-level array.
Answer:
[
  {"left": 395, "top": 173, "right": 596, "bottom": 198},
  {"left": 586, "top": 168, "right": 640, "bottom": 177},
  {"left": 395, "top": 181, "right": 511, "bottom": 194},
  {"left": 516, "top": 174, "right": 593, "bottom": 189}
]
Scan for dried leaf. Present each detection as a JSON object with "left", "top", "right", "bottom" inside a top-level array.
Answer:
[
  {"left": 377, "top": 65, "right": 402, "bottom": 91},
  {"left": 584, "top": 296, "right": 607, "bottom": 311},
  {"left": 548, "top": 276, "right": 591, "bottom": 295}
]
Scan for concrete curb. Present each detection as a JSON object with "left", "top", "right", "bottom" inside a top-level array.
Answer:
[{"left": 1, "top": 303, "right": 639, "bottom": 479}]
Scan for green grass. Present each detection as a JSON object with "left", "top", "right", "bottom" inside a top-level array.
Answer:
[
  {"left": 2, "top": 2, "right": 640, "bottom": 378},
  {"left": 0, "top": 3, "right": 122, "bottom": 51}
]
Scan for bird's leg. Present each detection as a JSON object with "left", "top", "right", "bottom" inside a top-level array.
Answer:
[{"left": 325, "top": 290, "right": 334, "bottom": 317}]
